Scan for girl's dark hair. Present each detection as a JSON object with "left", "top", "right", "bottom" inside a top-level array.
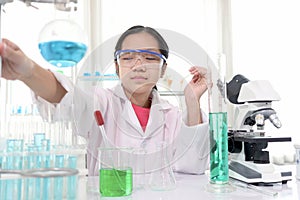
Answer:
[{"left": 114, "top": 25, "right": 169, "bottom": 60}]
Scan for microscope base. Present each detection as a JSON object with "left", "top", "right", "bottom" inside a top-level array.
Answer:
[{"left": 229, "top": 160, "right": 292, "bottom": 185}]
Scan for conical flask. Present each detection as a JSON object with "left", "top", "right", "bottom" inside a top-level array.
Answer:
[{"left": 149, "top": 142, "right": 176, "bottom": 191}]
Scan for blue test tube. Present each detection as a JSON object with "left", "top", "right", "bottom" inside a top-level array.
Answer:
[
  {"left": 5, "top": 139, "right": 15, "bottom": 200},
  {"left": 0, "top": 153, "right": 3, "bottom": 168},
  {"left": 35, "top": 145, "right": 43, "bottom": 200},
  {"left": 54, "top": 155, "right": 64, "bottom": 200},
  {"left": 6, "top": 139, "right": 15, "bottom": 169},
  {"left": 41, "top": 139, "right": 51, "bottom": 200},
  {"left": 0, "top": 153, "right": 5, "bottom": 200},
  {"left": 14, "top": 139, "right": 24, "bottom": 170},
  {"left": 42, "top": 177, "right": 50, "bottom": 200},
  {"left": 42, "top": 176, "right": 50, "bottom": 200},
  {"left": 32, "top": 134, "right": 45, "bottom": 200},
  {"left": 41, "top": 139, "right": 51, "bottom": 168},
  {"left": 67, "top": 155, "right": 78, "bottom": 199},
  {"left": 14, "top": 139, "right": 24, "bottom": 200},
  {"left": 24, "top": 145, "right": 36, "bottom": 200},
  {"left": 33, "top": 133, "right": 45, "bottom": 147},
  {"left": 2, "top": 139, "right": 23, "bottom": 200}
]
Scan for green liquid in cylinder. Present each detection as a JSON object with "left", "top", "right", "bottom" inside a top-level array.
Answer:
[
  {"left": 209, "top": 112, "right": 229, "bottom": 184},
  {"left": 99, "top": 168, "right": 133, "bottom": 197}
]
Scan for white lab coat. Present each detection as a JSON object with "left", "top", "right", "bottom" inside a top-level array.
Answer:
[{"left": 34, "top": 71, "right": 210, "bottom": 176}]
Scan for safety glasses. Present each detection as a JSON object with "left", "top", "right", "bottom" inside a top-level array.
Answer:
[{"left": 115, "top": 49, "right": 167, "bottom": 68}]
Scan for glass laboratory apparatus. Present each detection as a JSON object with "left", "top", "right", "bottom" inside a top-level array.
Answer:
[
  {"left": 149, "top": 141, "right": 176, "bottom": 191},
  {"left": 38, "top": 18, "right": 88, "bottom": 68},
  {"left": 206, "top": 54, "right": 234, "bottom": 193},
  {"left": 38, "top": 17, "right": 88, "bottom": 148}
]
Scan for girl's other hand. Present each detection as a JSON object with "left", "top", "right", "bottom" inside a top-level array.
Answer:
[{"left": 184, "top": 66, "right": 208, "bottom": 101}]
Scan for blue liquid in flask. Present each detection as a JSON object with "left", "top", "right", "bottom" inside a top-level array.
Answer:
[
  {"left": 39, "top": 40, "right": 87, "bottom": 67},
  {"left": 209, "top": 112, "right": 229, "bottom": 184}
]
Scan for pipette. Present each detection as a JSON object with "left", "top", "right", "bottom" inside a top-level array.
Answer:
[
  {"left": 94, "top": 110, "right": 110, "bottom": 147},
  {"left": 94, "top": 110, "right": 104, "bottom": 127},
  {"left": 94, "top": 110, "right": 132, "bottom": 197}
]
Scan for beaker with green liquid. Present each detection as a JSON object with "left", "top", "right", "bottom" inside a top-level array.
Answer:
[
  {"left": 98, "top": 147, "right": 133, "bottom": 197},
  {"left": 206, "top": 54, "right": 234, "bottom": 193}
]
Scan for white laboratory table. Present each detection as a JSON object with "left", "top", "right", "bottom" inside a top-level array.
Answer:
[{"left": 77, "top": 165, "right": 300, "bottom": 200}]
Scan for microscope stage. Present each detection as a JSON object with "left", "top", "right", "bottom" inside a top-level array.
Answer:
[{"left": 233, "top": 136, "right": 291, "bottom": 143}]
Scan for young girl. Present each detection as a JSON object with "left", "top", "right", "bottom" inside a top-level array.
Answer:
[{"left": 0, "top": 25, "right": 209, "bottom": 176}]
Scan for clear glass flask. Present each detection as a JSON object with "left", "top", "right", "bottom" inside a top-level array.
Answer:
[
  {"left": 132, "top": 147, "right": 146, "bottom": 190},
  {"left": 149, "top": 141, "right": 176, "bottom": 191},
  {"left": 38, "top": 19, "right": 87, "bottom": 68}
]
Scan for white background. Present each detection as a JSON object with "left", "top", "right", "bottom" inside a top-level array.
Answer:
[
  {"left": 1, "top": 0, "right": 299, "bottom": 153},
  {"left": 231, "top": 0, "right": 300, "bottom": 153}
]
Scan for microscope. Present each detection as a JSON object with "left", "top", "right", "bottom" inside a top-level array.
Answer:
[{"left": 227, "top": 74, "right": 292, "bottom": 185}]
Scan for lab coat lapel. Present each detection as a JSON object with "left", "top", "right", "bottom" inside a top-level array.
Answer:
[
  {"left": 110, "top": 84, "right": 144, "bottom": 134},
  {"left": 122, "top": 101, "right": 144, "bottom": 134},
  {"left": 144, "top": 90, "right": 172, "bottom": 136},
  {"left": 145, "top": 104, "right": 165, "bottom": 135},
  {"left": 111, "top": 84, "right": 172, "bottom": 136}
]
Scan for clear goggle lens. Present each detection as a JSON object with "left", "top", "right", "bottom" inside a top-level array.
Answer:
[{"left": 115, "top": 49, "right": 166, "bottom": 68}]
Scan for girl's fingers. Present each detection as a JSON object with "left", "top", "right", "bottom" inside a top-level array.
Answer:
[
  {"left": 189, "top": 66, "right": 207, "bottom": 75},
  {"left": 2, "top": 38, "right": 20, "bottom": 51}
]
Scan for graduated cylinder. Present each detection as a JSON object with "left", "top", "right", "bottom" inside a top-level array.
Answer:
[{"left": 207, "top": 54, "right": 229, "bottom": 184}]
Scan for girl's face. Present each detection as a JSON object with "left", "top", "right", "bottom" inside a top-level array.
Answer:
[{"left": 116, "top": 32, "right": 166, "bottom": 95}]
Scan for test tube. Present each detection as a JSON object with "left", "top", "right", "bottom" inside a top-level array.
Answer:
[
  {"left": 42, "top": 178, "right": 50, "bottom": 200},
  {"left": 41, "top": 139, "right": 51, "bottom": 167},
  {"left": 35, "top": 141, "right": 43, "bottom": 199},
  {"left": 14, "top": 139, "right": 24, "bottom": 200},
  {"left": 34, "top": 133, "right": 45, "bottom": 147},
  {"left": 2, "top": 139, "right": 24, "bottom": 200},
  {"left": 54, "top": 155, "right": 64, "bottom": 200},
  {"left": 67, "top": 155, "right": 78, "bottom": 199},
  {"left": 0, "top": 154, "right": 2, "bottom": 190},
  {"left": 5, "top": 139, "right": 15, "bottom": 199},
  {"left": 24, "top": 145, "right": 36, "bottom": 200},
  {"left": 42, "top": 139, "right": 51, "bottom": 200},
  {"left": 14, "top": 139, "right": 24, "bottom": 170}
]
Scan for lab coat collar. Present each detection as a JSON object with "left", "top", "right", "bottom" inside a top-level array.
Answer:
[
  {"left": 109, "top": 84, "right": 173, "bottom": 136},
  {"left": 109, "top": 83, "right": 173, "bottom": 110}
]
